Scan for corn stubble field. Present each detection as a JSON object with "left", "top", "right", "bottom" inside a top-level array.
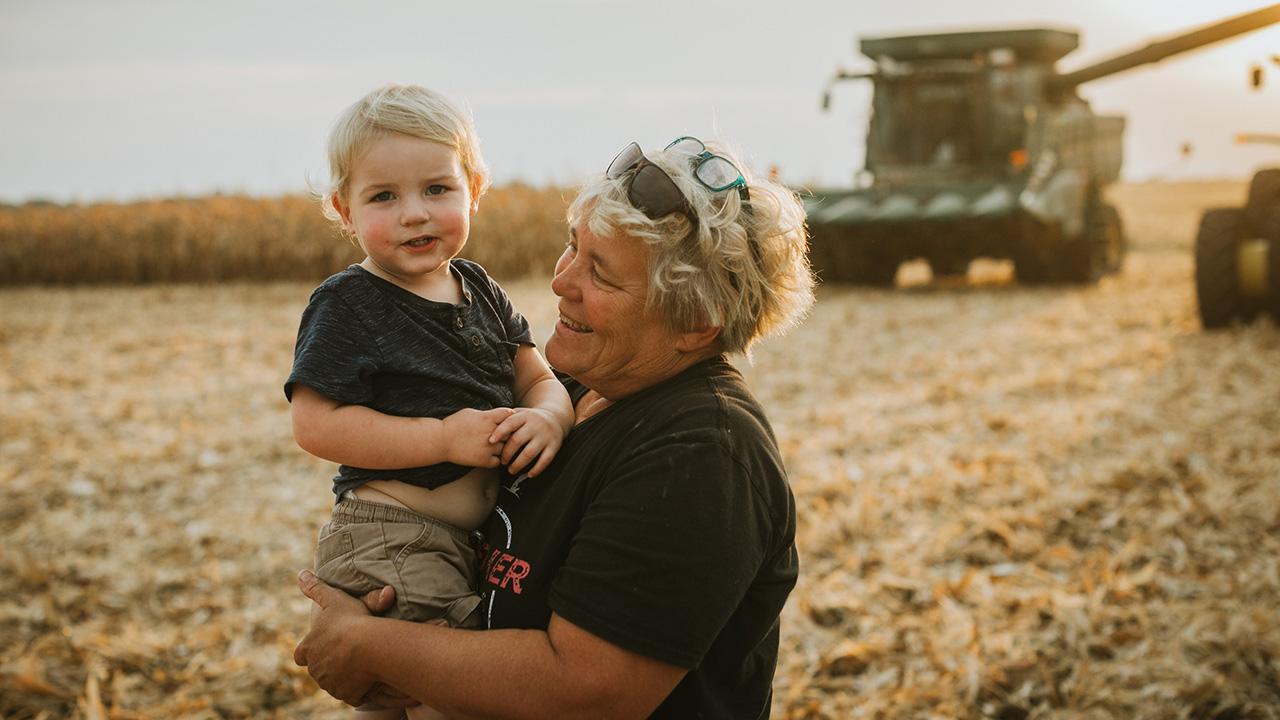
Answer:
[{"left": 2, "top": 181, "right": 1279, "bottom": 719}]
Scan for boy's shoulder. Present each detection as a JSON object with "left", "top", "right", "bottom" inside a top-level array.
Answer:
[
  {"left": 451, "top": 258, "right": 509, "bottom": 302},
  {"left": 450, "top": 257, "right": 492, "bottom": 285},
  {"left": 308, "top": 265, "right": 384, "bottom": 308},
  {"left": 313, "top": 265, "right": 366, "bottom": 294}
]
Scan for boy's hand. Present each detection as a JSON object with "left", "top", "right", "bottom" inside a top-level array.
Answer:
[
  {"left": 441, "top": 407, "right": 514, "bottom": 468},
  {"left": 490, "top": 408, "right": 567, "bottom": 478}
]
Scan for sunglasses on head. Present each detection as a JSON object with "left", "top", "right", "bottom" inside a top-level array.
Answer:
[{"left": 606, "top": 137, "right": 751, "bottom": 221}]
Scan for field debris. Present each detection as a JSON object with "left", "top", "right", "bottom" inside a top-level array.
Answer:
[{"left": 2, "top": 183, "right": 1278, "bottom": 718}]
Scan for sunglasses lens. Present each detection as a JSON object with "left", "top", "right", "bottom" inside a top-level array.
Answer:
[
  {"left": 607, "top": 142, "right": 644, "bottom": 179},
  {"left": 696, "top": 156, "right": 743, "bottom": 191},
  {"left": 629, "top": 164, "right": 686, "bottom": 218},
  {"left": 605, "top": 141, "right": 697, "bottom": 221},
  {"left": 666, "top": 137, "right": 705, "bottom": 156}
]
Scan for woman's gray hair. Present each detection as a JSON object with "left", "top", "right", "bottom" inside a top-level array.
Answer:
[{"left": 567, "top": 138, "right": 815, "bottom": 357}]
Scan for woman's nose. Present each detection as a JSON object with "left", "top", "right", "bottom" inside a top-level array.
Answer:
[{"left": 550, "top": 250, "right": 578, "bottom": 299}]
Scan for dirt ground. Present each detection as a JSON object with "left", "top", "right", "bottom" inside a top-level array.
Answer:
[{"left": 2, "top": 182, "right": 1278, "bottom": 718}]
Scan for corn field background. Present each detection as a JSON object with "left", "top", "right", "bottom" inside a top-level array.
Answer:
[
  {"left": 0, "top": 183, "right": 573, "bottom": 285},
  {"left": 2, "top": 181, "right": 1279, "bottom": 719}
]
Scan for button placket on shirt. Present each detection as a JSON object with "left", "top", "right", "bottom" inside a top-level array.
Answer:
[{"left": 455, "top": 311, "right": 483, "bottom": 354}]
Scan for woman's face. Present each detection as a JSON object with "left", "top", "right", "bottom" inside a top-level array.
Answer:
[{"left": 546, "top": 223, "right": 687, "bottom": 398}]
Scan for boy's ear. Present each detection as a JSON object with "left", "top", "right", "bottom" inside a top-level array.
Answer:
[
  {"left": 469, "top": 177, "right": 483, "bottom": 216},
  {"left": 331, "top": 196, "right": 354, "bottom": 232}
]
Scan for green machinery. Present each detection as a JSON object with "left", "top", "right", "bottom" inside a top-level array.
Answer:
[
  {"left": 808, "top": 4, "right": 1280, "bottom": 285},
  {"left": 1195, "top": 89, "right": 1280, "bottom": 327}
]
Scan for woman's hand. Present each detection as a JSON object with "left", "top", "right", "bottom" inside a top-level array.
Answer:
[{"left": 293, "top": 571, "right": 420, "bottom": 709}]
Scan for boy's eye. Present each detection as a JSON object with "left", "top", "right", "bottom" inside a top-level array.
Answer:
[
  {"left": 371, "top": 191, "right": 393, "bottom": 202},
  {"left": 427, "top": 185, "right": 447, "bottom": 196}
]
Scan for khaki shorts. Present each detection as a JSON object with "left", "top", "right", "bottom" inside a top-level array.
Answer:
[{"left": 313, "top": 495, "right": 484, "bottom": 629}]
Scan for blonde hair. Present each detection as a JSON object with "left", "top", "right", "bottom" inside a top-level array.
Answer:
[
  {"left": 567, "top": 138, "right": 815, "bottom": 357},
  {"left": 314, "top": 83, "right": 490, "bottom": 225}
]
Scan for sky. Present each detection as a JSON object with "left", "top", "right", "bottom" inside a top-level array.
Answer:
[{"left": 3, "top": 0, "right": 1280, "bottom": 205}]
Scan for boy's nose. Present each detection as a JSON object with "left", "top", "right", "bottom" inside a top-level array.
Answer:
[{"left": 401, "top": 196, "right": 430, "bottom": 224}]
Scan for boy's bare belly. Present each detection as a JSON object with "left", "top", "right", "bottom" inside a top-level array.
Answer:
[{"left": 352, "top": 467, "right": 499, "bottom": 531}]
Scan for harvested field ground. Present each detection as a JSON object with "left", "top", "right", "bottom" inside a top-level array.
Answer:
[{"left": 2, "top": 182, "right": 1278, "bottom": 718}]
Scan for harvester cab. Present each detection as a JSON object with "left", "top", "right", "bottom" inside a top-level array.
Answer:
[{"left": 809, "top": 4, "right": 1280, "bottom": 286}]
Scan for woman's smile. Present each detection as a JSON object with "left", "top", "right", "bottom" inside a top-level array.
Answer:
[{"left": 557, "top": 313, "right": 592, "bottom": 333}]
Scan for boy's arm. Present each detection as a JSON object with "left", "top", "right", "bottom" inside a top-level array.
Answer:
[
  {"left": 291, "top": 384, "right": 512, "bottom": 470},
  {"left": 491, "top": 345, "right": 575, "bottom": 477}
]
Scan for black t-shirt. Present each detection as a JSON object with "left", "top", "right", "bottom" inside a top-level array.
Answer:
[
  {"left": 285, "top": 261, "right": 533, "bottom": 495},
  {"left": 479, "top": 357, "right": 798, "bottom": 719}
]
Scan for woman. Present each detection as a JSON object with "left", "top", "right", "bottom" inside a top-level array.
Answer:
[{"left": 294, "top": 136, "right": 816, "bottom": 719}]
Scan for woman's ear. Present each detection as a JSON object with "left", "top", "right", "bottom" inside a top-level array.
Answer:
[{"left": 675, "top": 324, "right": 722, "bottom": 353}]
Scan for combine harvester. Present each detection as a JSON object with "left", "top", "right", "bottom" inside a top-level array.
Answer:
[{"left": 808, "top": 4, "right": 1280, "bottom": 285}]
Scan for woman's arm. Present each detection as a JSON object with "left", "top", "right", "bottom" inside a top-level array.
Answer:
[
  {"left": 290, "top": 384, "right": 513, "bottom": 470},
  {"left": 294, "top": 571, "right": 685, "bottom": 720},
  {"left": 490, "top": 346, "right": 575, "bottom": 477}
]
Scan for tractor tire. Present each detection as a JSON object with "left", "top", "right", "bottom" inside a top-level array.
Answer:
[
  {"left": 1195, "top": 208, "right": 1247, "bottom": 329},
  {"left": 1244, "top": 168, "right": 1280, "bottom": 238},
  {"left": 808, "top": 223, "right": 860, "bottom": 284},
  {"left": 1013, "top": 221, "right": 1055, "bottom": 284},
  {"left": 1013, "top": 253, "right": 1051, "bottom": 284},
  {"left": 928, "top": 256, "right": 969, "bottom": 278},
  {"left": 1103, "top": 205, "right": 1126, "bottom": 275},
  {"left": 1264, "top": 208, "right": 1280, "bottom": 319},
  {"left": 1054, "top": 233, "right": 1105, "bottom": 284},
  {"left": 849, "top": 250, "right": 900, "bottom": 286},
  {"left": 806, "top": 226, "right": 843, "bottom": 283},
  {"left": 1056, "top": 197, "right": 1117, "bottom": 284},
  {"left": 808, "top": 225, "right": 899, "bottom": 285}
]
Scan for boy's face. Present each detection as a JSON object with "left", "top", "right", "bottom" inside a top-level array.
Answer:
[{"left": 334, "top": 134, "right": 478, "bottom": 290}]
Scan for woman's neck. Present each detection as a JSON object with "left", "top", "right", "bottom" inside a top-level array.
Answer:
[
  {"left": 573, "top": 390, "right": 614, "bottom": 424},
  {"left": 573, "top": 352, "right": 721, "bottom": 425},
  {"left": 581, "top": 346, "right": 722, "bottom": 402}
]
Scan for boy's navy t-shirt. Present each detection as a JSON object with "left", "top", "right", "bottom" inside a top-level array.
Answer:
[{"left": 286, "top": 260, "right": 533, "bottom": 497}]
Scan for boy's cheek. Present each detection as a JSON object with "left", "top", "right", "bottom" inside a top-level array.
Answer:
[{"left": 365, "top": 218, "right": 396, "bottom": 238}]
